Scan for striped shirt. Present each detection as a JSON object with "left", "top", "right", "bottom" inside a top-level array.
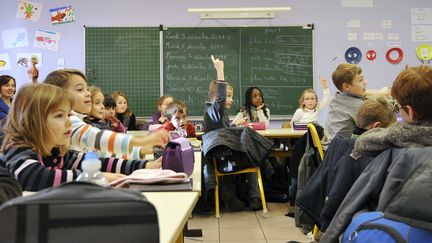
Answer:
[
  {"left": 1, "top": 146, "right": 148, "bottom": 191},
  {"left": 70, "top": 114, "right": 136, "bottom": 157}
]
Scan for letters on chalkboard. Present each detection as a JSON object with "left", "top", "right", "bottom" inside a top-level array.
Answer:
[{"left": 163, "top": 26, "right": 313, "bottom": 116}]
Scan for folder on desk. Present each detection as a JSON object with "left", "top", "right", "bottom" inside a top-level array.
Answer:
[
  {"left": 129, "top": 178, "right": 193, "bottom": 192},
  {"left": 293, "top": 122, "right": 308, "bottom": 130}
]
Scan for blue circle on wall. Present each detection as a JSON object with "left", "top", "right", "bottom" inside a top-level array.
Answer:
[{"left": 345, "top": 47, "right": 362, "bottom": 64}]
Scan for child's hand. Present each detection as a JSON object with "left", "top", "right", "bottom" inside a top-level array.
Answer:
[
  {"left": 257, "top": 103, "right": 265, "bottom": 110},
  {"left": 211, "top": 55, "right": 225, "bottom": 80},
  {"left": 145, "top": 157, "right": 162, "bottom": 169},
  {"left": 133, "top": 130, "right": 170, "bottom": 156},
  {"left": 233, "top": 117, "right": 248, "bottom": 126},
  {"left": 319, "top": 76, "right": 329, "bottom": 89},
  {"left": 102, "top": 172, "right": 126, "bottom": 183},
  {"left": 158, "top": 116, "right": 167, "bottom": 123}
]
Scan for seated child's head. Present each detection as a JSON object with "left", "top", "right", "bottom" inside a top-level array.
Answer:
[
  {"left": 2, "top": 84, "right": 74, "bottom": 156},
  {"left": 332, "top": 63, "right": 367, "bottom": 97},
  {"left": 208, "top": 80, "right": 233, "bottom": 109},
  {"left": 112, "top": 91, "right": 130, "bottom": 115},
  {"left": 44, "top": 69, "right": 92, "bottom": 114},
  {"left": 165, "top": 100, "right": 189, "bottom": 130},
  {"left": 356, "top": 97, "right": 397, "bottom": 130},
  {"left": 157, "top": 95, "right": 173, "bottom": 117},
  {"left": 391, "top": 65, "right": 432, "bottom": 123},
  {"left": 88, "top": 86, "right": 105, "bottom": 120},
  {"left": 299, "top": 88, "right": 318, "bottom": 110},
  {"left": 244, "top": 87, "right": 265, "bottom": 108},
  {"left": 103, "top": 95, "right": 117, "bottom": 118}
]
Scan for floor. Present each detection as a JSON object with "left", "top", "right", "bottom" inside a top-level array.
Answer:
[{"left": 185, "top": 202, "right": 311, "bottom": 243}]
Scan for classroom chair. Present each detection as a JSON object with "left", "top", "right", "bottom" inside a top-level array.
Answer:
[
  {"left": 307, "top": 123, "right": 324, "bottom": 161},
  {"left": 212, "top": 159, "right": 268, "bottom": 218},
  {"left": 307, "top": 123, "right": 324, "bottom": 239}
]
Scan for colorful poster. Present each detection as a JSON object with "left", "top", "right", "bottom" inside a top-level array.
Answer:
[
  {"left": 16, "top": 53, "right": 43, "bottom": 67},
  {"left": 16, "top": 1, "right": 43, "bottom": 22},
  {"left": 34, "top": 29, "right": 61, "bottom": 51},
  {"left": 0, "top": 54, "right": 12, "bottom": 72},
  {"left": 50, "top": 6, "right": 75, "bottom": 25},
  {"left": 2, "top": 28, "right": 29, "bottom": 49}
]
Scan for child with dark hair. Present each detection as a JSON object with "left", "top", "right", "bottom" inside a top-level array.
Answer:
[
  {"left": 0, "top": 75, "right": 16, "bottom": 121},
  {"left": 103, "top": 95, "right": 125, "bottom": 133},
  {"left": 234, "top": 86, "right": 270, "bottom": 128}
]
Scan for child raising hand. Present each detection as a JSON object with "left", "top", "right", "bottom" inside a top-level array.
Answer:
[{"left": 291, "top": 76, "right": 330, "bottom": 127}]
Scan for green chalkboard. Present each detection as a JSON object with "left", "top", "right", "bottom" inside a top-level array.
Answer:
[
  {"left": 163, "top": 26, "right": 313, "bottom": 116},
  {"left": 85, "top": 27, "right": 160, "bottom": 117}
]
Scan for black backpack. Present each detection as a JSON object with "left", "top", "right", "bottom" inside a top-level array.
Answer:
[{"left": 0, "top": 182, "right": 158, "bottom": 243}]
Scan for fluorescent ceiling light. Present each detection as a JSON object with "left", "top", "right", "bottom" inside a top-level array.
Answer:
[{"left": 188, "top": 7, "right": 291, "bottom": 19}]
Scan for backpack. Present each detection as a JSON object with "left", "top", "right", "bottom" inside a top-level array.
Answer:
[
  {"left": 0, "top": 169, "right": 22, "bottom": 204},
  {"left": 343, "top": 211, "right": 432, "bottom": 243},
  {"left": 0, "top": 181, "right": 159, "bottom": 243},
  {"left": 162, "top": 137, "right": 195, "bottom": 176}
]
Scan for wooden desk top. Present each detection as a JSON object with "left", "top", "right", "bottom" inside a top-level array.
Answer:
[
  {"left": 256, "top": 128, "right": 306, "bottom": 138},
  {"left": 144, "top": 191, "right": 199, "bottom": 243},
  {"left": 197, "top": 128, "right": 305, "bottom": 139}
]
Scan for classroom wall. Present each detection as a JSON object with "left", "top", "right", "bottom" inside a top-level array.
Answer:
[{"left": 1, "top": 0, "right": 430, "bottom": 126}]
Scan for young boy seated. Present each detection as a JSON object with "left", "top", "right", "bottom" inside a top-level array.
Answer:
[
  {"left": 202, "top": 55, "right": 262, "bottom": 211},
  {"left": 324, "top": 63, "right": 390, "bottom": 141},
  {"left": 159, "top": 100, "right": 196, "bottom": 138}
]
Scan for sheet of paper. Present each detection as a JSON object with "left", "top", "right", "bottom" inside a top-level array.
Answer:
[
  {"left": 50, "top": 6, "right": 75, "bottom": 25},
  {"left": 16, "top": 53, "right": 43, "bottom": 67},
  {"left": 0, "top": 54, "right": 12, "bottom": 71},
  {"left": 16, "top": 0, "right": 42, "bottom": 22},
  {"left": 411, "top": 8, "right": 432, "bottom": 25},
  {"left": 34, "top": 29, "right": 61, "bottom": 51},
  {"left": 411, "top": 25, "right": 432, "bottom": 42},
  {"left": 2, "top": 28, "right": 29, "bottom": 49}
]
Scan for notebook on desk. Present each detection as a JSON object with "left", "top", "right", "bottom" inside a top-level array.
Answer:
[
  {"left": 129, "top": 178, "right": 193, "bottom": 192},
  {"left": 293, "top": 122, "right": 308, "bottom": 130}
]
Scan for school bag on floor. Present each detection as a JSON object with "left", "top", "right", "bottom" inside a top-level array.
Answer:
[
  {"left": 342, "top": 211, "right": 432, "bottom": 243},
  {"left": 0, "top": 181, "right": 159, "bottom": 243}
]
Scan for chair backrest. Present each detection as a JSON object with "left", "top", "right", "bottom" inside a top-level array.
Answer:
[{"left": 307, "top": 123, "right": 324, "bottom": 161}]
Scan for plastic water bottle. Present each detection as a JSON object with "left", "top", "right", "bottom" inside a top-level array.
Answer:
[{"left": 76, "top": 152, "right": 110, "bottom": 187}]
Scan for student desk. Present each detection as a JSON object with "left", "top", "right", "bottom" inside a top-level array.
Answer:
[
  {"left": 257, "top": 128, "right": 306, "bottom": 139},
  {"left": 196, "top": 128, "right": 306, "bottom": 139},
  {"left": 144, "top": 191, "right": 199, "bottom": 243}
]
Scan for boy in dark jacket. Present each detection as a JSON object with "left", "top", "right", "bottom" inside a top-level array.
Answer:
[{"left": 203, "top": 55, "right": 261, "bottom": 211}]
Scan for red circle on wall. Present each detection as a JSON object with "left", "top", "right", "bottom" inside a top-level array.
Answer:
[
  {"left": 386, "top": 48, "right": 403, "bottom": 64},
  {"left": 366, "top": 50, "right": 376, "bottom": 61}
]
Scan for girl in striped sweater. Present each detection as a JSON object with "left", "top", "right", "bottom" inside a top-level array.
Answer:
[
  {"left": 43, "top": 69, "right": 169, "bottom": 159},
  {"left": 0, "top": 84, "right": 159, "bottom": 191}
]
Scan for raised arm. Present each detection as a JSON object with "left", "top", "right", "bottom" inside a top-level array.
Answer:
[
  {"left": 211, "top": 55, "right": 225, "bottom": 81},
  {"left": 317, "top": 76, "right": 331, "bottom": 111}
]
